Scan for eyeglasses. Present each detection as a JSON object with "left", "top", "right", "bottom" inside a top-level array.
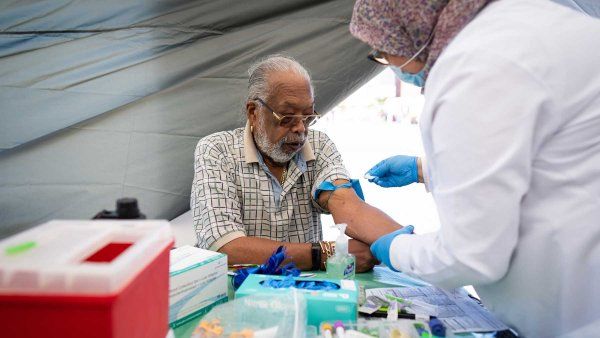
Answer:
[
  {"left": 254, "top": 98, "right": 320, "bottom": 128},
  {"left": 367, "top": 50, "right": 389, "bottom": 66},
  {"left": 368, "top": 33, "right": 435, "bottom": 67}
]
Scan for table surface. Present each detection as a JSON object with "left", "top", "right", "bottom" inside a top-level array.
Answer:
[
  {"left": 172, "top": 271, "right": 396, "bottom": 338},
  {"left": 171, "top": 271, "right": 504, "bottom": 338}
]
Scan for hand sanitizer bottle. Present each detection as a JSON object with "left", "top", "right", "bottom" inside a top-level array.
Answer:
[{"left": 326, "top": 223, "right": 356, "bottom": 280}]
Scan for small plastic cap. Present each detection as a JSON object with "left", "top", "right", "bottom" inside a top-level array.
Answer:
[{"left": 116, "top": 197, "right": 143, "bottom": 219}]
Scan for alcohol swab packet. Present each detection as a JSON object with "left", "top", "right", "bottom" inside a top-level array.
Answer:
[{"left": 364, "top": 173, "right": 376, "bottom": 180}]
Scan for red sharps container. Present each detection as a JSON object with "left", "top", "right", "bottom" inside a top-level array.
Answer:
[{"left": 0, "top": 220, "right": 173, "bottom": 338}]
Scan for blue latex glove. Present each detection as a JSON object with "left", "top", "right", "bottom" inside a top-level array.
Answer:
[
  {"left": 370, "top": 225, "right": 414, "bottom": 271},
  {"left": 366, "top": 155, "right": 418, "bottom": 188}
]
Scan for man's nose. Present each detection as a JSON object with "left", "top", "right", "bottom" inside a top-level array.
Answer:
[{"left": 289, "top": 118, "right": 306, "bottom": 134}]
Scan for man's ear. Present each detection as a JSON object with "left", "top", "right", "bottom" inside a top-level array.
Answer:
[{"left": 246, "top": 100, "right": 258, "bottom": 127}]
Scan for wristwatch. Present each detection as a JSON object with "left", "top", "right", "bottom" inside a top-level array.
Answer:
[{"left": 311, "top": 242, "right": 322, "bottom": 271}]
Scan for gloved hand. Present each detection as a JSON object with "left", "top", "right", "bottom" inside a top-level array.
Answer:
[
  {"left": 365, "top": 155, "right": 418, "bottom": 188},
  {"left": 370, "top": 225, "right": 414, "bottom": 271}
]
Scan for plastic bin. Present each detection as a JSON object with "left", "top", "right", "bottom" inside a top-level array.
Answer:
[{"left": 0, "top": 220, "right": 173, "bottom": 338}]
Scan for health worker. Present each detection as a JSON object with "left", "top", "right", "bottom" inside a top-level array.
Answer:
[{"left": 348, "top": 0, "right": 600, "bottom": 336}]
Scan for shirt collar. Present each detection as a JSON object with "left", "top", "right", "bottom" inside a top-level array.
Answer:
[{"left": 243, "top": 120, "right": 316, "bottom": 164}]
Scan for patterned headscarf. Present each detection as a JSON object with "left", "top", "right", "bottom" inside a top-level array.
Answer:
[{"left": 350, "top": 0, "right": 494, "bottom": 83}]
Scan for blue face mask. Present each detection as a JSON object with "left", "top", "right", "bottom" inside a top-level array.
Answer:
[
  {"left": 391, "top": 65, "right": 425, "bottom": 88},
  {"left": 387, "top": 33, "right": 433, "bottom": 88}
]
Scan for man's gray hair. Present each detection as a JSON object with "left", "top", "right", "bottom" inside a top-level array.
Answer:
[{"left": 246, "top": 54, "right": 314, "bottom": 105}]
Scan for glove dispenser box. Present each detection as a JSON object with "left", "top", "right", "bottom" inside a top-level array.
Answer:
[{"left": 0, "top": 220, "right": 173, "bottom": 338}]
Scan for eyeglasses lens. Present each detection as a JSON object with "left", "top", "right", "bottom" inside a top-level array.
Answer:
[
  {"left": 368, "top": 50, "right": 389, "bottom": 65},
  {"left": 279, "top": 115, "right": 318, "bottom": 127}
]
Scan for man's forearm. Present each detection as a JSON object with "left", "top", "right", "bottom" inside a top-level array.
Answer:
[
  {"left": 319, "top": 179, "right": 404, "bottom": 245},
  {"left": 218, "top": 236, "right": 313, "bottom": 270},
  {"left": 330, "top": 197, "right": 403, "bottom": 244}
]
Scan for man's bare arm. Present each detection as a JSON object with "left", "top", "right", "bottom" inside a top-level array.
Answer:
[
  {"left": 218, "top": 237, "right": 313, "bottom": 270},
  {"left": 319, "top": 179, "right": 404, "bottom": 245},
  {"left": 218, "top": 233, "right": 376, "bottom": 272}
]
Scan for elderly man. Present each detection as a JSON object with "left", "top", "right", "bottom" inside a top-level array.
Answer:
[{"left": 191, "top": 55, "right": 404, "bottom": 271}]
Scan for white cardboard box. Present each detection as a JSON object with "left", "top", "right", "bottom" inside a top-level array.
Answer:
[{"left": 168, "top": 245, "right": 227, "bottom": 327}]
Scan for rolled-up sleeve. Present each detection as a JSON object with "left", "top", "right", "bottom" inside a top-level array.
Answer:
[
  {"left": 310, "top": 132, "right": 351, "bottom": 213},
  {"left": 191, "top": 138, "right": 245, "bottom": 250}
]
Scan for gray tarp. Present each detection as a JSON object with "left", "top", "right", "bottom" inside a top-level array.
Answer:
[
  {"left": 0, "top": 0, "right": 380, "bottom": 238},
  {"left": 553, "top": 0, "right": 600, "bottom": 17},
  {"left": 2, "top": 0, "right": 597, "bottom": 239}
]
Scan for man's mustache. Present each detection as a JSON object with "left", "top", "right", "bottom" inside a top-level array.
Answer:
[{"left": 282, "top": 133, "right": 306, "bottom": 144}]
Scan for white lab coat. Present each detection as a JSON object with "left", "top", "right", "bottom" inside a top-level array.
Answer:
[{"left": 388, "top": 0, "right": 600, "bottom": 336}]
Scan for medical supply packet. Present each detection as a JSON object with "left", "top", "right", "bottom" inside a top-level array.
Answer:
[
  {"left": 364, "top": 286, "right": 508, "bottom": 333},
  {"left": 197, "top": 290, "right": 307, "bottom": 338},
  {"left": 169, "top": 245, "right": 227, "bottom": 327}
]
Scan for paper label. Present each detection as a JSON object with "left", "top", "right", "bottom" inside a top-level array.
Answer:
[{"left": 341, "top": 279, "right": 356, "bottom": 291}]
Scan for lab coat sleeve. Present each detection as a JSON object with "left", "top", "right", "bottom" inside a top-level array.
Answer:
[
  {"left": 421, "top": 156, "right": 431, "bottom": 192},
  {"left": 389, "top": 51, "right": 552, "bottom": 288}
]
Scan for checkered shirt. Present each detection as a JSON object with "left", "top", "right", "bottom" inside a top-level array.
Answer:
[{"left": 191, "top": 122, "right": 350, "bottom": 250}]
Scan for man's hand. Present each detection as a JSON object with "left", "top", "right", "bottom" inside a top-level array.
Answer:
[{"left": 349, "top": 239, "right": 378, "bottom": 272}]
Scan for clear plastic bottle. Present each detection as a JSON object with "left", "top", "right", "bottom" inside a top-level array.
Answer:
[{"left": 326, "top": 223, "right": 356, "bottom": 280}]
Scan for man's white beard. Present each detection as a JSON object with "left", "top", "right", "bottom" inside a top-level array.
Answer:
[{"left": 253, "top": 117, "right": 306, "bottom": 163}]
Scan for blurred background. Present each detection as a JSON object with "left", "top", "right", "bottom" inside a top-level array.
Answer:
[{"left": 315, "top": 69, "right": 440, "bottom": 240}]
